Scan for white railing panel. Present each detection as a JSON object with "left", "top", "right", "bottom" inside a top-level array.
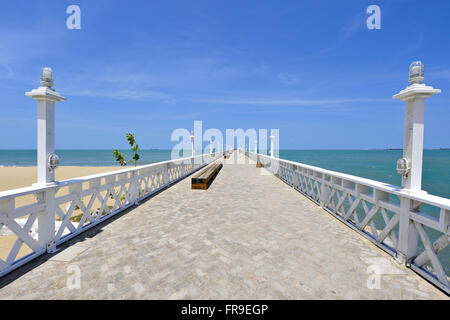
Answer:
[
  {"left": 0, "top": 152, "right": 228, "bottom": 277},
  {"left": 247, "top": 151, "right": 449, "bottom": 293}
]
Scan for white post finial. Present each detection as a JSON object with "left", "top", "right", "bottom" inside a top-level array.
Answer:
[
  {"left": 270, "top": 130, "right": 275, "bottom": 157},
  {"left": 393, "top": 61, "right": 441, "bottom": 192},
  {"left": 26, "top": 67, "right": 66, "bottom": 185},
  {"left": 190, "top": 131, "right": 195, "bottom": 157}
]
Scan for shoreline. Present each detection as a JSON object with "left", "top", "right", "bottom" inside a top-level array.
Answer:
[{"left": 0, "top": 166, "right": 121, "bottom": 192}]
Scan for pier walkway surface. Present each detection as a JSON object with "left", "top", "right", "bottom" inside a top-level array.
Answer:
[{"left": 0, "top": 152, "right": 447, "bottom": 299}]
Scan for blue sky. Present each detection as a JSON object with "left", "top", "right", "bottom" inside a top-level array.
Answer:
[{"left": 0, "top": 0, "right": 449, "bottom": 149}]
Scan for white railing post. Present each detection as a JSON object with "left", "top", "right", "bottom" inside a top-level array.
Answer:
[
  {"left": 26, "top": 67, "right": 65, "bottom": 253},
  {"left": 397, "top": 197, "right": 419, "bottom": 264},
  {"left": 190, "top": 131, "right": 195, "bottom": 157},
  {"left": 130, "top": 171, "right": 140, "bottom": 204},
  {"left": 393, "top": 61, "right": 441, "bottom": 264},
  {"left": 319, "top": 174, "right": 330, "bottom": 208},
  {"left": 26, "top": 67, "right": 66, "bottom": 186},
  {"left": 164, "top": 164, "right": 171, "bottom": 185},
  {"left": 36, "top": 189, "right": 57, "bottom": 253}
]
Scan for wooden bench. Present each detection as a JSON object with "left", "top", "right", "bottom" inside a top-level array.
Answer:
[{"left": 191, "top": 162, "right": 223, "bottom": 190}]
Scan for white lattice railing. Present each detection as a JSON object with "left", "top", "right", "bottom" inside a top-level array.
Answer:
[
  {"left": 0, "top": 152, "right": 227, "bottom": 277},
  {"left": 246, "top": 151, "right": 450, "bottom": 294}
]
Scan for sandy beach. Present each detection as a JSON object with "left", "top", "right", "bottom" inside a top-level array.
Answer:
[{"left": 0, "top": 166, "right": 120, "bottom": 192}]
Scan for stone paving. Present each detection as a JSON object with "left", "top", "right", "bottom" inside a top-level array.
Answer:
[{"left": 0, "top": 152, "right": 447, "bottom": 299}]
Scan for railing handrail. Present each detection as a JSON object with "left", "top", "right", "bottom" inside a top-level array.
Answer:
[
  {"left": 0, "top": 152, "right": 218, "bottom": 200},
  {"left": 248, "top": 151, "right": 450, "bottom": 210}
]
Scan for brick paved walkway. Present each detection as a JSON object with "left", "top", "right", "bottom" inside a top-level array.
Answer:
[{"left": 0, "top": 152, "right": 447, "bottom": 299}]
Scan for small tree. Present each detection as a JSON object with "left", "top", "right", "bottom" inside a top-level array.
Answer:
[
  {"left": 126, "top": 133, "right": 140, "bottom": 167},
  {"left": 113, "top": 133, "right": 141, "bottom": 167}
]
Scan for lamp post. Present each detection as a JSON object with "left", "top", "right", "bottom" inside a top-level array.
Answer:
[
  {"left": 393, "top": 61, "right": 441, "bottom": 192},
  {"left": 394, "top": 61, "right": 441, "bottom": 264},
  {"left": 190, "top": 131, "right": 195, "bottom": 157},
  {"left": 270, "top": 130, "right": 274, "bottom": 157},
  {"left": 26, "top": 67, "right": 66, "bottom": 185}
]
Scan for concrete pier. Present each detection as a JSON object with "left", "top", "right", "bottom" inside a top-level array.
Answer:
[{"left": 0, "top": 152, "right": 447, "bottom": 299}]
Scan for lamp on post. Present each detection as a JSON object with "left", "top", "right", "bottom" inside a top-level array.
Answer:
[
  {"left": 393, "top": 61, "right": 441, "bottom": 265},
  {"left": 393, "top": 61, "right": 441, "bottom": 192},
  {"left": 26, "top": 67, "right": 66, "bottom": 186},
  {"left": 190, "top": 131, "right": 195, "bottom": 157}
]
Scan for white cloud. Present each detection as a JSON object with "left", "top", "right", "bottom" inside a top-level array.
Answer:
[
  {"left": 62, "top": 88, "right": 170, "bottom": 101},
  {"left": 189, "top": 97, "right": 390, "bottom": 106}
]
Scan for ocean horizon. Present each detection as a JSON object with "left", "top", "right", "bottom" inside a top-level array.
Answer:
[{"left": 1, "top": 149, "right": 449, "bottom": 199}]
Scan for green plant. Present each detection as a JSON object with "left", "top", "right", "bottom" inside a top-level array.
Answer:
[
  {"left": 113, "top": 133, "right": 141, "bottom": 167},
  {"left": 113, "top": 149, "right": 127, "bottom": 166},
  {"left": 126, "top": 133, "right": 140, "bottom": 167}
]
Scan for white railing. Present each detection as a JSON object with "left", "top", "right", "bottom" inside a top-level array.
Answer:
[
  {"left": 246, "top": 151, "right": 450, "bottom": 294},
  {"left": 0, "top": 152, "right": 227, "bottom": 277}
]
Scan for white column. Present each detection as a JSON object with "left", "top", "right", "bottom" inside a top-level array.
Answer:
[
  {"left": 254, "top": 139, "right": 257, "bottom": 153},
  {"left": 393, "top": 61, "right": 441, "bottom": 192},
  {"left": 210, "top": 138, "right": 213, "bottom": 154},
  {"left": 190, "top": 131, "right": 195, "bottom": 157},
  {"left": 270, "top": 130, "right": 274, "bottom": 157},
  {"left": 402, "top": 98, "right": 424, "bottom": 190},
  {"left": 393, "top": 61, "right": 441, "bottom": 264},
  {"left": 26, "top": 67, "right": 66, "bottom": 185}
]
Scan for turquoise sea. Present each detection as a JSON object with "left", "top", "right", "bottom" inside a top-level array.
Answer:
[
  {"left": 0, "top": 149, "right": 449, "bottom": 274},
  {"left": 0, "top": 149, "right": 449, "bottom": 198},
  {"left": 278, "top": 149, "right": 450, "bottom": 199}
]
